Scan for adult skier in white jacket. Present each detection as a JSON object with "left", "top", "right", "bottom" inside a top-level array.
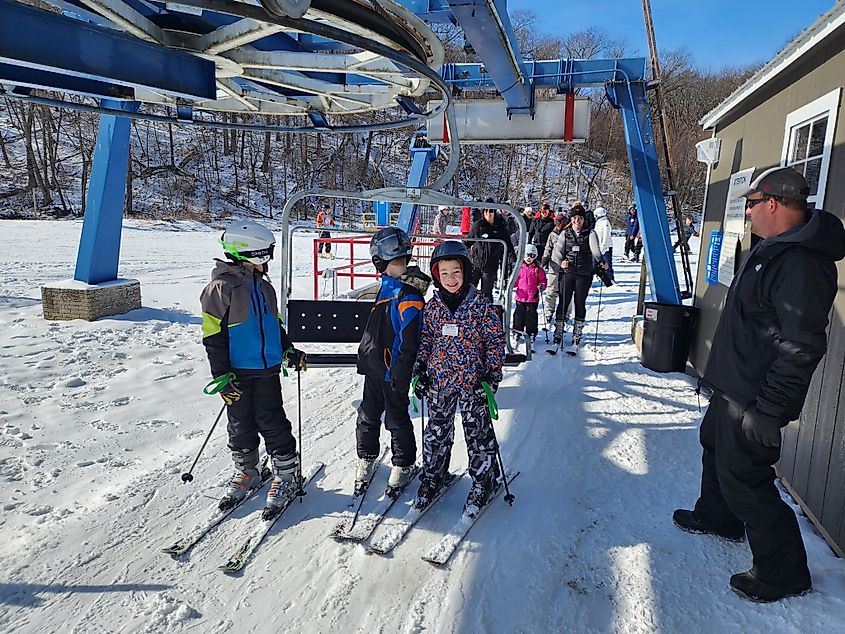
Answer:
[{"left": 593, "top": 207, "right": 614, "bottom": 281}]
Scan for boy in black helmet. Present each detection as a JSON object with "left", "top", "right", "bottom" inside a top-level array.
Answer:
[{"left": 355, "top": 227, "right": 431, "bottom": 496}]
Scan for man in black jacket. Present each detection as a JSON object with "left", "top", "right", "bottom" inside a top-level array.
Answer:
[
  {"left": 673, "top": 167, "right": 845, "bottom": 602},
  {"left": 529, "top": 202, "right": 555, "bottom": 254},
  {"left": 467, "top": 203, "right": 515, "bottom": 299}
]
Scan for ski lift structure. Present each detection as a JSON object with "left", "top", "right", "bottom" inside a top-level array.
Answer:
[{"left": 3, "top": 0, "right": 688, "bottom": 355}]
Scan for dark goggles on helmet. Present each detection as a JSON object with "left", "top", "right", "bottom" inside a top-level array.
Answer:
[{"left": 370, "top": 231, "right": 411, "bottom": 259}]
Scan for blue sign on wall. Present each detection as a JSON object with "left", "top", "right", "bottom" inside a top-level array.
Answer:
[{"left": 706, "top": 231, "right": 723, "bottom": 286}]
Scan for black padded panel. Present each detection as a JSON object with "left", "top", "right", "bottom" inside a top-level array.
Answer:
[{"left": 286, "top": 299, "right": 372, "bottom": 343}]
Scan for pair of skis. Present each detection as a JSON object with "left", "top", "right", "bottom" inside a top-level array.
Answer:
[
  {"left": 162, "top": 461, "right": 324, "bottom": 573},
  {"left": 335, "top": 464, "right": 519, "bottom": 567},
  {"left": 329, "top": 449, "right": 417, "bottom": 542}
]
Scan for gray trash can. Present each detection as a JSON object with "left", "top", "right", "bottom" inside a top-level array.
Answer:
[{"left": 640, "top": 302, "right": 698, "bottom": 373}]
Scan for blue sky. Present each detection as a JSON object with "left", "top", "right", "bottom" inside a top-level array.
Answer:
[{"left": 506, "top": 0, "right": 836, "bottom": 69}]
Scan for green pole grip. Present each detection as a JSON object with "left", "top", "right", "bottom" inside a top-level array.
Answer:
[
  {"left": 410, "top": 375, "right": 420, "bottom": 413},
  {"left": 203, "top": 372, "right": 237, "bottom": 395},
  {"left": 481, "top": 381, "right": 499, "bottom": 421}
]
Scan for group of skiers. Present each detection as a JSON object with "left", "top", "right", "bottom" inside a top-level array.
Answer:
[{"left": 200, "top": 221, "right": 506, "bottom": 521}]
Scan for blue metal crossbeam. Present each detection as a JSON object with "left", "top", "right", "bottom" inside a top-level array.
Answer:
[
  {"left": 0, "top": 63, "right": 135, "bottom": 99},
  {"left": 0, "top": 0, "right": 215, "bottom": 100},
  {"left": 445, "top": 0, "right": 533, "bottom": 115},
  {"left": 607, "top": 80, "right": 681, "bottom": 304},
  {"left": 441, "top": 58, "right": 648, "bottom": 90}
]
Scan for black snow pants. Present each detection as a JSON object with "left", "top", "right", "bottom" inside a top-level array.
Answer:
[
  {"left": 693, "top": 392, "right": 810, "bottom": 585},
  {"left": 357, "top": 374, "right": 416, "bottom": 467},
  {"left": 420, "top": 390, "right": 502, "bottom": 492},
  {"left": 556, "top": 272, "right": 592, "bottom": 322},
  {"left": 226, "top": 374, "right": 296, "bottom": 461},
  {"left": 471, "top": 266, "right": 498, "bottom": 300},
  {"left": 512, "top": 301, "right": 539, "bottom": 336}
]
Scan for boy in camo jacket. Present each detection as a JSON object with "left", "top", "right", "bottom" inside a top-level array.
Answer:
[{"left": 412, "top": 240, "right": 506, "bottom": 514}]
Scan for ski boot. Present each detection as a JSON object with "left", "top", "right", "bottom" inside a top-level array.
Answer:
[
  {"left": 512, "top": 330, "right": 525, "bottom": 346},
  {"left": 566, "top": 319, "right": 585, "bottom": 356},
  {"left": 263, "top": 453, "right": 299, "bottom": 520},
  {"left": 552, "top": 320, "right": 565, "bottom": 345},
  {"left": 463, "top": 480, "right": 497, "bottom": 518},
  {"left": 219, "top": 448, "right": 262, "bottom": 511},
  {"left": 413, "top": 476, "right": 443, "bottom": 511},
  {"left": 354, "top": 456, "right": 379, "bottom": 496},
  {"left": 385, "top": 465, "right": 416, "bottom": 499}
]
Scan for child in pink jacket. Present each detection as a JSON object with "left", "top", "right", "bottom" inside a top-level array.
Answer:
[{"left": 512, "top": 244, "right": 547, "bottom": 343}]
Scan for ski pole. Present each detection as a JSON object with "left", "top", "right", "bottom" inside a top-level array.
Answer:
[
  {"left": 481, "top": 382, "right": 515, "bottom": 505},
  {"left": 594, "top": 282, "right": 603, "bottom": 349},
  {"left": 538, "top": 293, "right": 549, "bottom": 343},
  {"left": 181, "top": 372, "right": 239, "bottom": 483},
  {"left": 295, "top": 368, "right": 306, "bottom": 500},
  {"left": 420, "top": 395, "right": 426, "bottom": 453},
  {"left": 181, "top": 403, "right": 226, "bottom": 483}
]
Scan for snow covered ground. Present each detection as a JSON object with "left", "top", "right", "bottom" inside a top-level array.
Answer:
[{"left": 1, "top": 220, "right": 844, "bottom": 633}]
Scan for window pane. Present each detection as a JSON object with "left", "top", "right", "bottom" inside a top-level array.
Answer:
[
  {"left": 805, "top": 158, "right": 822, "bottom": 196},
  {"left": 809, "top": 116, "right": 828, "bottom": 158},
  {"left": 791, "top": 123, "right": 810, "bottom": 162}
]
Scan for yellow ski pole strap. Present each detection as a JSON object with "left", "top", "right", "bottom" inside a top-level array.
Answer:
[
  {"left": 481, "top": 381, "right": 499, "bottom": 421},
  {"left": 203, "top": 372, "right": 237, "bottom": 395},
  {"left": 410, "top": 375, "right": 420, "bottom": 413}
]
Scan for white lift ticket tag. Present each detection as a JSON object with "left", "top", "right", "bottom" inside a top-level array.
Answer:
[
  {"left": 442, "top": 324, "right": 459, "bottom": 337},
  {"left": 571, "top": 245, "right": 580, "bottom": 252}
]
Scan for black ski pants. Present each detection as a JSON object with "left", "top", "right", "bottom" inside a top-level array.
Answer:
[
  {"left": 512, "top": 301, "right": 538, "bottom": 336},
  {"left": 471, "top": 266, "right": 498, "bottom": 300},
  {"left": 226, "top": 374, "right": 296, "bottom": 459},
  {"left": 693, "top": 392, "right": 810, "bottom": 585},
  {"left": 556, "top": 272, "right": 592, "bottom": 322},
  {"left": 420, "top": 390, "right": 502, "bottom": 491},
  {"left": 318, "top": 230, "right": 331, "bottom": 254},
  {"left": 357, "top": 374, "right": 416, "bottom": 467}
]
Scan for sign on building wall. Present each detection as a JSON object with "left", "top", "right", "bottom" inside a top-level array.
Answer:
[
  {"left": 706, "top": 231, "right": 722, "bottom": 285},
  {"left": 718, "top": 167, "right": 755, "bottom": 286}
]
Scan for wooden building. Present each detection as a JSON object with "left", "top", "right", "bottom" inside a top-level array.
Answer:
[{"left": 691, "top": 4, "right": 845, "bottom": 556}]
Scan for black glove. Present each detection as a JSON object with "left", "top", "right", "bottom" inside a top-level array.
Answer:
[
  {"left": 473, "top": 368, "right": 503, "bottom": 399},
  {"left": 220, "top": 380, "right": 243, "bottom": 406},
  {"left": 413, "top": 371, "right": 430, "bottom": 399},
  {"left": 741, "top": 407, "right": 783, "bottom": 447},
  {"left": 285, "top": 347, "right": 307, "bottom": 372},
  {"left": 541, "top": 257, "right": 550, "bottom": 268}
]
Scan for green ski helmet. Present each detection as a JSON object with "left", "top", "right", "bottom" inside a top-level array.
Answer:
[{"left": 220, "top": 220, "right": 276, "bottom": 265}]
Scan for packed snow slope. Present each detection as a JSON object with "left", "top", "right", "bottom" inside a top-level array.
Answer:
[{"left": 1, "top": 220, "right": 844, "bottom": 634}]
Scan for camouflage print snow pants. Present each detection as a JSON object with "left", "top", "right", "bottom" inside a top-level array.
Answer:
[{"left": 420, "top": 390, "right": 502, "bottom": 491}]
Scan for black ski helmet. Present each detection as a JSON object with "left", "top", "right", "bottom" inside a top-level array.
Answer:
[
  {"left": 429, "top": 240, "right": 472, "bottom": 287},
  {"left": 370, "top": 226, "right": 412, "bottom": 272}
]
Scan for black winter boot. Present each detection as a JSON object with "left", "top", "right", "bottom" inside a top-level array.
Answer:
[
  {"left": 672, "top": 509, "right": 745, "bottom": 542},
  {"left": 729, "top": 569, "right": 811, "bottom": 602}
]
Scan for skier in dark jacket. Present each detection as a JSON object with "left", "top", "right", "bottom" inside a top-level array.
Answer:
[
  {"left": 356, "top": 227, "right": 431, "bottom": 494},
  {"left": 529, "top": 202, "right": 555, "bottom": 254},
  {"left": 467, "top": 204, "right": 515, "bottom": 300},
  {"left": 673, "top": 215, "right": 699, "bottom": 252},
  {"left": 674, "top": 167, "right": 845, "bottom": 603},
  {"left": 624, "top": 207, "right": 642, "bottom": 261},
  {"left": 200, "top": 220, "right": 307, "bottom": 516}
]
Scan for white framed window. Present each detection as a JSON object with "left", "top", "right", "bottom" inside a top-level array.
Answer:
[{"left": 781, "top": 87, "right": 841, "bottom": 208}]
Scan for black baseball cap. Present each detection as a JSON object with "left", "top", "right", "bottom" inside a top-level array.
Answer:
[{"left": 737, "top": 167, "right": 810, "bottom": 201}]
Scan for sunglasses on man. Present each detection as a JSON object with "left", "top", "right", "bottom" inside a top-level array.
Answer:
[{"left": 745, "top": 196, "right": 770, "bottom": 209}]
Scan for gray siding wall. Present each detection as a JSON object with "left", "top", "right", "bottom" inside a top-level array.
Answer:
[{"left": 691, "top": 28, "right": 845, "bottom": 553}]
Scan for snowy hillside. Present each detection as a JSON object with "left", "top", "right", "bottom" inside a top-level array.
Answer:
[{"left": 1, "top": 220, "right": 844, "bottom": 633}]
